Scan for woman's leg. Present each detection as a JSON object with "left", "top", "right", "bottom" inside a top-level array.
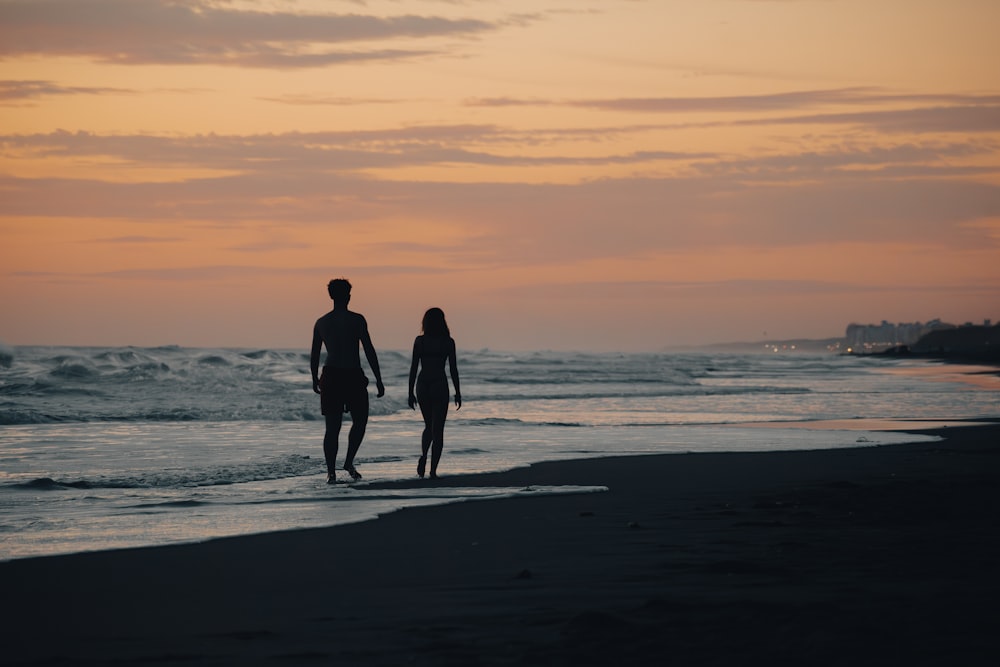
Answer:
[
  {"left": 418, "top": 396, "right": 433, "bottom": 477},
  {"left": 428, "top": 397, "right": 449, "bottom": 478}
]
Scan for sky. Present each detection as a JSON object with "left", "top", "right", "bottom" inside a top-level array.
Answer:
[{"left": 1, "top": 0, "right": 998, "bottom": 352}]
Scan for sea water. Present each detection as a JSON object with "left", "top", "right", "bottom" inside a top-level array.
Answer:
[{"left": 1, "top": 346, "right": 997, "bottom": 560}]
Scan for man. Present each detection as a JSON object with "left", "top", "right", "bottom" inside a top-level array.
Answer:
[{"left": 310, "top": 278, "right": 385, "bottom": 483}]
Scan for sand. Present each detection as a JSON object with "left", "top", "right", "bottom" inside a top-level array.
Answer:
[{"left": 2, "top": 421, "right": 998, "bottom": 666}]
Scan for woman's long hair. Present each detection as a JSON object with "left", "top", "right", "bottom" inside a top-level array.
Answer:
[{"left": 421, "top": 307, "right": 450, "bottom": 337}]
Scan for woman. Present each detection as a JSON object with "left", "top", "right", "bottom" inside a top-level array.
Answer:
[{"left": 408, "top": 307, "right": 461, "bottom": 479}]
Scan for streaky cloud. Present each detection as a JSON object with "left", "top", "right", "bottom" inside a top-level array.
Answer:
[
  {"left": 87, "top": 235, "right": 182, "bottom": 244},
  {"left": 258, "top": 95, "right": 408, "bottom": 106},
  {"left": 493, "top": 279, "right": 1000, "bottom": 299},
  {"left": 0, "top": 129, "right": 989, "bottom": 176},
  {"left": 10, "top": 264, "right": 455, "bottom": 282},
  {"left": 227, "top": 240, "right": 311, "bottom": 253},
  {"left": 2, "top": 171, "right": 998, "bottom": 263},
  {"left": 127, "top": 47, "right": 441, "bottom": 69},
  {"left": 733, "top": 105, "right": 1000, "bottom": 134},
  {"left": 0, "top": 79, "right": 134, "bottom": 103},
  {"left": 695, "top": 142, "right": 997, "bottom": 177},
  {"left": 0, "top": 128, "right": 714, "bottom": 171},
  {"left": 0, "top": 0, "right": 500, "bottom": 68},
  {"left": 464, "top": 96, "right": 552, "bottom": 107},
  {"left": 467, "top": 88, "right": 1000, "bottom": 114}
]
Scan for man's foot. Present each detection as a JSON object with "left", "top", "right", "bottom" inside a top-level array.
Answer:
[
  {"left": 344, "top": 463, "right": 362, "bottom": 481},
  {"left": 326, "top": 472, "right": 336, "bottom": 484},
  {"left": 417, "top": 456, "right": 426, "bottom": 478}
]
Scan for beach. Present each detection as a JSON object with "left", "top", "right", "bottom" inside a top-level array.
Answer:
[{"left": 3, "top": 420, "right": 998, "bottom": 666}]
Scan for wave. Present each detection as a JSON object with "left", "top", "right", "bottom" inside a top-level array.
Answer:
[
  {"left": 1, "top": 345, "right": 827, "bottom": 425},
  {"left": 479, "top": 375, "right": 697, "bottom": 386},
  {"left": 50, "top": 361, "right": 100, "bottom": 379},
  {"left": 461, "top": 417, "right": 528, "bottom": 427},
  {"left": 11, "top": 478, "right": 67, "bottom": 491},
  {"left": 448, "top": 448, "right": 490, "bottom": 455},
  {"left": 0, "top": 409, "right": 69, "bottom": 425},
  {"left": 460, "top": 418, "right": 585, "bottom": 428},
  {"left": 4, "top": 455, "right": 322, "bottom": 491},
  {"left": 125, "top": 500, "right": 209, "bottom": 510},
  {"left": 197, "top": 355, "right": 231, "bottom": 366},
  {"left": 354, "top": 454, "right": 405, "bottom": 465},
  {"left": 471, "top": 386, "right": 812, "bottom": 403},
  {"left": 0, "top": 343, "right": 15, "bottom": 369}
]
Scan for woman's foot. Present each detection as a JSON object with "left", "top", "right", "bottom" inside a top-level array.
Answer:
[
  {"left": 326, "top": 471, "right": 336, "bottom": 484},
  {"left": 417, "top": 456, "right": 426, "bottom": 478},
  {"left": 344, "top": 463, "right": 362, "bottom": 481}
]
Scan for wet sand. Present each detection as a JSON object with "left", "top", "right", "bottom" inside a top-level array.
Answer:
[{"left": 3, "top": 421, "right": 998, "bottom": 666}]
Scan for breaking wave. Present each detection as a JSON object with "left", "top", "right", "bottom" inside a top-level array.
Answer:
[
  {"left": 1, "top": 345, "right": 834, "bottom": 425},
  {"left": 6, "top": 455, "right": 320, "bottom": 490}
]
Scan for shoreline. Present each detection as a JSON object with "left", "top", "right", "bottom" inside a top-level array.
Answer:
[{"left": 3, "top": 420, "right": 998, "bottom": 665}]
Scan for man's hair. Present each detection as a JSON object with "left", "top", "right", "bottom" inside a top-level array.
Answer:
[{"left": 327, "top": 278, "right": 352, "bottom": 302}]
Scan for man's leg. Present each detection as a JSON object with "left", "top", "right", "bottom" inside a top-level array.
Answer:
[
  {"left": 343, "top": 391, "right": 369, "bottom": 479},
  {"left": 323, "top": 412, "right": 343, "bottom": 481}
]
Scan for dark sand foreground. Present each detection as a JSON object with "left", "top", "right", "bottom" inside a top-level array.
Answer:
[{"left": 3, "top": 422, "right": 999, "bottom": 666}]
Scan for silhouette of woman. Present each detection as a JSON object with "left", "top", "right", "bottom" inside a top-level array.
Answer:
[{"left": 408, "top": 307, "right": 461, "bottom": 479}]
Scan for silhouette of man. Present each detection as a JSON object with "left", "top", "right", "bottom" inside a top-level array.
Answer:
[{"left": 311, "top": 278, "right": 385, "bottom": 483}]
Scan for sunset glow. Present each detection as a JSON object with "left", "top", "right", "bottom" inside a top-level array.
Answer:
[{"left": 2, "top": 0, "right": 998, "bottom": 351}]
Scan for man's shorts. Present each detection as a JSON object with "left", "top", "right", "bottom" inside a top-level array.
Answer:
[{"left": 320, "top": 367, "right": 369, "bottom": 416}]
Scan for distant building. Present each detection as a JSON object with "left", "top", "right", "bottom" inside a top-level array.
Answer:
[
  {"left": 841, "top": 318, "right": 998, "bottom": 359},
  {"left": 843, "top": 319, "right": 954, "bottom": 353}
]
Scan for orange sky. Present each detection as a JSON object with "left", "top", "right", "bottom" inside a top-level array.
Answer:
[{"left": 1, "top": 0, "right": 998, "bottom": 351}]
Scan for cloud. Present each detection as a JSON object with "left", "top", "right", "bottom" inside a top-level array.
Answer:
[
  {"left": 258, "top": 94, "right": 409, "bottom": 106},
  {"left": 0, "top": 79, "right": 135, "bottom": 103},
  {"left": 227, "top": 240, "right": 312, "bottom": 253},
  {"left": 0, "top": 128, "right": 715, "bottom": 172},
  {"left": 695, "top": 141, "right": 998, "bottom": 179},
  {"left": 0, "top": 0, "right": 502, "bottom": 68},
  {"left": 8, "top": 163, "right": 995, "bottom": 266},
  {"left": 492, "top": 279, "right": 1000, "bottom": 300},
  {"left": 1, "top": 128, "right": 989, "bottom": 179},
  {"left": 2, "top": 126, "right": 998, "bottom": 265},
  {"left": 465, "top": 89, "right": 1000, "bottom": 135},
  {"left": 211, "top": 47, "right": 438, "bottom": 68},
  {"left": 87, "top": 235, "right": 182, "bottom": 244},
  {"left": 8, "top": 263, "right": 455, "bottom": 282},
  {"left": 733, "top": 105, "right": 1000, "bottom": 134},
  {"left": 467, "top": 88, "right": 1000, "bottom": 113}
]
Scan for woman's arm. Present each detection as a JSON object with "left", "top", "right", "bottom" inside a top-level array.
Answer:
[{"left": 449, "top": 337, "right": 461, "bottom": 409}]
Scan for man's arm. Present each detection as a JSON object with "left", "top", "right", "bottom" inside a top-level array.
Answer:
[
  {"left": 359, "top": 317, "right": 385, "bottom": 398},
  {"left": 310, "top": 322, "right": 323, "bottom": 394},
  {"left": 407, "top": 337, "right": 420, "bottom": 409}
]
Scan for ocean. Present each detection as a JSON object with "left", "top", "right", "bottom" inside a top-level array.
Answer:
[{"left": 1, "top": 345, "right": 997, "bottom": 561}]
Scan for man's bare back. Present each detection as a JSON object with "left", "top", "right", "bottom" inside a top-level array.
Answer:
[
  {"left": 313, "top": 309, "right": 366, "bottom": 369},
  {"left": 310, "top": 306, "right": 384, "bottom": 396},
  {"left": 310, "top": 279, "right": 385, "bottom": 484}
]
